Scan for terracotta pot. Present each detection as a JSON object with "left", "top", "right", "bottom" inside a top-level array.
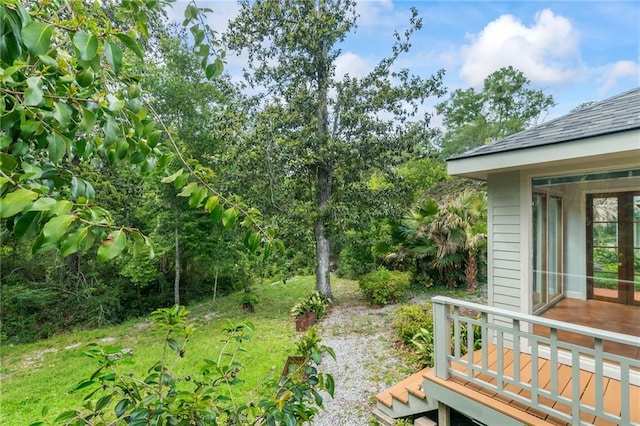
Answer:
[{"left": 295, "top": 311, "right": 317, "bottom": 331}]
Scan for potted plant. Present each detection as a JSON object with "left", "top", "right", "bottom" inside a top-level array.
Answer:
[{"left": 290, "top": 291, "right": 331, "bottom": 331}]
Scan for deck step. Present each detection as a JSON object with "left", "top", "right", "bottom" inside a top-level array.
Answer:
[
  {"left": 371, "top": 407, "right": 395, "bottom": 426},
  {"left": 414, "top": 416, "right": 437, "bottom": 426}
]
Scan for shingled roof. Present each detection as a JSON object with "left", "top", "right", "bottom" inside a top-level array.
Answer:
[{"left": 448, "top": 87, "right": 640, "bottom": 161}]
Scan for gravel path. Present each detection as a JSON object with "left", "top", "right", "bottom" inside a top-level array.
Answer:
[{"left": 311, "top": 285, "right": 415, "bottom": 426}]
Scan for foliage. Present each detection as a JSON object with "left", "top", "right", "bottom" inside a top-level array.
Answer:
[
  {"left": 358, "top": 267, "right": 410, "bottom": 306},
  {"left": 290, "top": 291, "right": 332, "bottom": 320},
  {"left": 392, "top": 304, "right": 482, "bottom": 368},
  {"left": 391, "top": 190, "right": 487, "bottom": 289},
  {"left": 0, "top": 0, "right": 270, "bottom": 267},
  {"left": 392, "top": 304, "right": 433, "bottom": 345},
  {"left": 30, "top": 305, "right": 335, "bottom": 426},
  {"left": 409, "top": 327, "right": 435, "bottom": 368},
  {"left": 225, "top": 0, "right": 445, "bottom": 298},
  {"left": 436, "top": 66, "right": 555, "bottom": 158}
]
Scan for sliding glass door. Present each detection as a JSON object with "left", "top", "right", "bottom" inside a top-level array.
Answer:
[{"left": 533, "top": 192, "right": 563, "bottom": 312}]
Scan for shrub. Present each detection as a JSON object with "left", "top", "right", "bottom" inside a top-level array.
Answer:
[
  {"left": 392, "top": 304, "right": 433, "bottom": 345},
  {"left": 359, "top": 267, "right": 410, "bottom": 306},
  {"left": 393, "top": 303, "right": 483, "bottom": 368},
  {"left": 290, "top": 291, "right": 332, "bottom": 319}
]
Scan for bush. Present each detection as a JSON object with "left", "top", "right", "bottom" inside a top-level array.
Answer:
[
  {"left": 393, "top": 303, "right": 483, "bottom": 368},
  {"left": 392, "top": 304, "right": 433, "bottom": 345},
  {"left": 358, "top": 267, "right": 410, "bottom": 305}
]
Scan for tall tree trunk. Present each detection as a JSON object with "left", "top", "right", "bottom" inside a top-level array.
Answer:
[
  {"left": 315, "top": 164, "right": 333, "bottom": 299},
  {"left": 313, "top": 9, "right": 333, "bottom": 299},
  {"left": 174, "top": 224, "right": 181, "bottom": 305}
]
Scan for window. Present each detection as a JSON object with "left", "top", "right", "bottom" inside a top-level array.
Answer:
[{"left": 532, "top": 192, "right": 563, "bottom": 312}]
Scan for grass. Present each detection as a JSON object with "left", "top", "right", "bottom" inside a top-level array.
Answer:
[
  {"left": 0, "top": 275, "right": 325, "bottom": 425},
  {"left": 1, "top": 275, "right": 485, "bottom": 425}
]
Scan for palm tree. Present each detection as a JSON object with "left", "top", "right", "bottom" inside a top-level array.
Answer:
[{"left": 392, "top": 191, "right": 487, "bottom": 289}]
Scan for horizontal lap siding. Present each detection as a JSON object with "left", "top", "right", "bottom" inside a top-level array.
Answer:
[{"left": 489, "top": 173, "right": 522, "bottom": 313}]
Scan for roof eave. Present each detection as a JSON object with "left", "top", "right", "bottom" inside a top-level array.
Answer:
[{"left": 447, "top": 129, "right": 640, "bottom": 180}]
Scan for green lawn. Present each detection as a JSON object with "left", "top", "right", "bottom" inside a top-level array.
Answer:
[{"left": 0, "top": 276, "right": 327, "bottom": 425}]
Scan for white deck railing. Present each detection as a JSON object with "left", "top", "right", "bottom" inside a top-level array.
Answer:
[{"left": 432, "top": 296, "right": 640, "bottom": 426}]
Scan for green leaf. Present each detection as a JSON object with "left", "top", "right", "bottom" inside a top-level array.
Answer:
[
  {"left": 222, "top": 207, "right": 238, "bottom": 230},
  {"left": 114, "top": 33, "right": 144, "bottom": 59},
  {"left": 14, "top": 211, "right": 42, "bottom": 241},
  {"left": 103, "top": 41, "right": 123, "bottom": 75},
  {"left": 104, "top": 115, "right": 120, "bottom": 145},
  {"left": 54, "top": 410, "right": 78, "bottom": 422},
  {"left": 205, "top": 58, "right": 224, "bottom": 79},
  {"left": 21, "top": 22, "right": 54, "bottom": 56},
  {"left": 53, "top": 102, "right": 71, "bottom": 128},
  {"left": 50, "top": 200, "right": 73, "bottom": 216},
  {"left": 161, "top": 168, "right": 183, "bottom": 184},
  {"left": 80, "top": 108, "right": 96, "bottom": 132},
  {"left": 76, "top": 67, "right": 94, "bottom": 87},
  {"left": 204, "top": 195, "right": 219, "bottom": 213},
  {"left": 167, "top": 338, "right": 180, "bottom": 352},
  {"left": 325, "top": 374, "right": 335, "bottom": 397},
  {"left": 210, "top": 204, "right": 223, "bottom": 223},
  {"left": 244, "top": 231, "right": 260, "bottom": 252},
  {"left": 0, "top": 135, "right": 11, "bottom": 150},
  {"left": 97, "top": 229, "right": 126, "bottom": 262},
  {"left": 107, "top": 94, "right": 125, "bottom": 112},
  {"left": 73, "top": 380, "right": 96, "bottom": 391},
  {"left": 177, "top": 182, "right": 197, "bottom": 197},
  {"left": 263, "top": 242, "right": 272, "bottom": 260},
  {"left": 47, "top": 133, "right": 67, "bottom": 162},
  {"left": 0, "top": 188, "right": 38, "bottom": 218},
  {"left": 42, "top": 214, "right": 74, "bottom": 244},
  {"left": 95, "top": 394, "right": 112, "bottom": 411},
  {"left": 188, "top": 185, "right": 206, "bottom": 208},
  {"left": 174, "top": 172, "right": 189, "bottom": 189},
  {"left": 30, "top": 197, "right": 57, "bottom": 211},
  {"left": 72, "top": 31, "right": 98, "bottom": 61},
  {"left": 114, "top": 399, "right": 130, "bottom": 418},
  {"left": 25, "top": 76, "right": 43, "bottom": 106},
  {"left": 146, "top": 130, "right": 162, "bottom": 148},
  {"left": 61, "top": 227, "right": 88, "bottom": 256}
]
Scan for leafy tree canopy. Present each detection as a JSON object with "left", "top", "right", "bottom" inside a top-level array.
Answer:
[
  {"left": 436, "top": 66, "right": 555, "bottom": 158},
  {"left": 0, "top": 0, "right": 269, "bottom": 262},
  {"left": 225, "top": 0, "right": 446, "bottom": 297}
]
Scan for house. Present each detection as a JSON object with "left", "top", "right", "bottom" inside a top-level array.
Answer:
[{"left": 375, "top": 88, "right": 640, "bottom": 425}]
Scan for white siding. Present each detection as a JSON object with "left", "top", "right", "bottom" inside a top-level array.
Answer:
[{"left": 488, "top": 172, "right": 522, "bottom": 315}]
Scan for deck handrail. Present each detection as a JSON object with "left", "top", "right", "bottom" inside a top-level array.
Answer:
[{"left": 431, "top": 296, "right": 640, "bottom": 426}]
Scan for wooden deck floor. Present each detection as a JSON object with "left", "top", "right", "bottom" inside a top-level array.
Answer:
[
  {"left": 376, "top": 298, "right": 640, "bottom": 424},
  {"left": 536, "top": 298, "right": 640, "bottom": 359},
  {"left": 436, "top": 344, "right": 640, "bottom": 425}
]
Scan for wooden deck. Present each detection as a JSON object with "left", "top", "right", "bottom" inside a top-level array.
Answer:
[
  {"left": 378, "top": 344, "right": 640, "bottom": 425},
  {"left": 376, "top": 298, "right": 640, "bottom": 425},
  {"left": 537, "top": 298, "right": 640, "bottom": 359},
  {"left": 444, "top": 344, "right": 640, "bottom": 425}
]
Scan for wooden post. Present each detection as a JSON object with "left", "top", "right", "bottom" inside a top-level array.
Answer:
[
  {"left": 432, "top": 297, "right": 451, "bottom": 380},
  {"left": 438, "top": 401, "right": 451, "bottom": 426}
]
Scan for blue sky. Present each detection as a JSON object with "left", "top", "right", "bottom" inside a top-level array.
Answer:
[{"left": 171, "top": 1, "right": 639, "bottom": 120}]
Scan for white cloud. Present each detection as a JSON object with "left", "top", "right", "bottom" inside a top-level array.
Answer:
[
  {"left": 335, "top": 51, "right": 373, "bottom": 80},
  {"left": 354, "top": 0, "right": 394, "bottom": 29},
  {"left": 598, "top": 60, "right": 640, "bottom": 95},
  {"left": 458, "top": 9, "right": 583, "bottom": 87}
]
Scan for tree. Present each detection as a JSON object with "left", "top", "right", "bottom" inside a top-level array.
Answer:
[
  {"left": 0, "top": 1, "right": 267, "bottom": 269},
  {"left": 436, "top": 66, "right": 555, "bottom": 158},
  {"left": 225, "top": 0, "right": 445, "bottom": 297},
  {"left": 392, "top": 190, "right": 487, "bottom": 289}
]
